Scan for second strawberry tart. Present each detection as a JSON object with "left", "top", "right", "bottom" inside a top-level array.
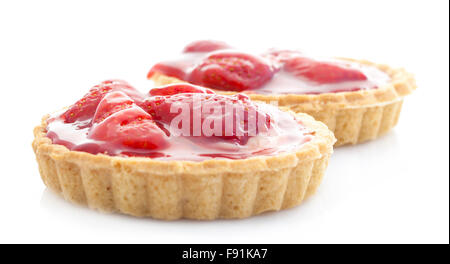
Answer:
[{"left": 148, "top": 40, "right": 416, "bottom": 146}]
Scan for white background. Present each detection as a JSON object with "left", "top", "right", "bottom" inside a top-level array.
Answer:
[{"left": 0, "top": 0, "right": 448, "bottom": 244}]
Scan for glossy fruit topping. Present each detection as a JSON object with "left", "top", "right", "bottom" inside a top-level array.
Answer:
[
  {"left": 92, "top": 91, "right": 134, "bottom": 124},
  {"left": 143, "top": 92, "right": 270, "bottom": 145},
  {"left": 149, "top": 83, "right": 214, "bottom": 96},
  {"left": 62, "top": 80, "right": 144, "bottom": 123},
  {"left": 89, "top": 105, "right": 168, "bottom": 151},
  {"left": 283, "top": 56, "right": 368, "bottom": 84},
  {"left": 183, "top": 40, "right": 231, "bottom": 53},
  {"left": 88, "top": 91, "right": 167, "bottom": 151},
  {"left": 147, "top": 41, "right": 390, "bottom": 94},
  {"left": 47, "top": 82, "right": 312, "bottom": 160},
  {"left": 189, "top": 51, "right": 276, "bottom": 91}
]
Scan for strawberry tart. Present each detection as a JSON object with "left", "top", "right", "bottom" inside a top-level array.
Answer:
[
  {"left": 32, "top": 80, "right": 335, "bottom": 220},
  {"left": 148, "top": 40, "right": 416, "bottom": 146}
]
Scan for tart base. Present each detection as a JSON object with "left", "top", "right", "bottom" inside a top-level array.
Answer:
[
  {"left": 150, "top": 59, "right": 416, "bottom": 146},
  {"left": 33, "top": 113, "right": 335, "bottom": 220},
  {"left": 286, "top": 99, "right": 404, "bottom": 146}
]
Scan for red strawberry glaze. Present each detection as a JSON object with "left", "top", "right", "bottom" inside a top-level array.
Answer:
[
  {"left": 188, "top": 51, "right": 276, "bottom": 91},
  {"left": 183, "top": 40, "right": 231, "bottom": 53},
  {"left": 147, "top": 41, "right": 390, "bottom": 94},
  {"left": 46, "top": 82, "right": 313, "bottom": 161}
]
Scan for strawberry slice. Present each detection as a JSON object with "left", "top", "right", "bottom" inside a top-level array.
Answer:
[
  {"left": 188, "top": 51, "right": 276, "bottom": 92},
  {"left": 63, "top": 80, "right": 144, "bottom": 123},
  {"left": 147, "top": 41, "right": 231, "bottom": 80},
  {"left": 284, "top": 57, "right": 368, "bottom": 84},
  {"left": 143, "top": 92, "right": 271, "bottom": 144},
  {"left": 92, "top": 91, "right": 134, "bottom": 124},
  {"left": 149, "top": 84, "right": 215, "bottom": 96},
  {"left": 183, "top": 40, "right": 231, "bottom": 53},
  {"left": 89, "top": 104, "right": 168, "bottom": 150}
]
